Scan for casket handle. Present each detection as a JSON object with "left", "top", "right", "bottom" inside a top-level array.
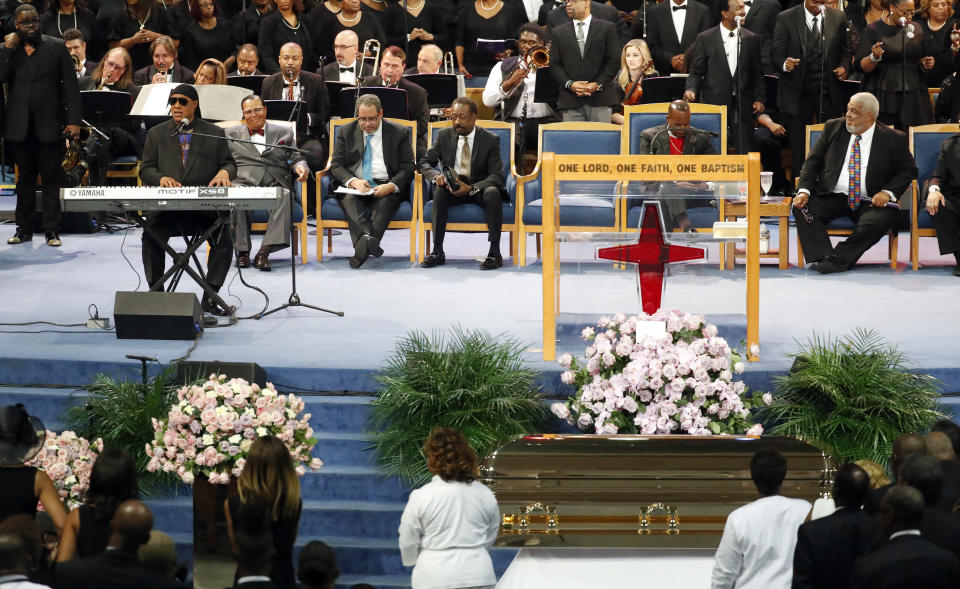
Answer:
[{"left": 638, "top": 503, "right": 680, "bottom": 535}]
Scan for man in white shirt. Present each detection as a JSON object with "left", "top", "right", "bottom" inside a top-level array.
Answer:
[
  {"left": 793, "top": 92, "right": 917, "bottom": 273},
  {"left": 711, "top": 447, "right": 811, "bottom": 589},
  {"left": 322, "top": 30, "right": 372, "bottom": 83}
]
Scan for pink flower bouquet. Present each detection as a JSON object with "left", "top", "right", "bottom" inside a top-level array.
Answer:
[
  {"left": 145, "top": 374, "right": 324, "bottom": 485},
  {"left": 26, "top": 431, "right": 103, "bottom": 510},
  {"left": 551, "top": 311, "right": 770, "bottom": 436}
]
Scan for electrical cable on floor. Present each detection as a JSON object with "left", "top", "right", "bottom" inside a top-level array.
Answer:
[
  {"left": 169, "top": 331, "right": 202, "bottom": 364},
  {"left": 119, "top": 222, "right": 142, "bottom": 292}
]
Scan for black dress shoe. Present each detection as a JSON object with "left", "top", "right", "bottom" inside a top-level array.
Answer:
[
  {"left": 366, "top": 235, "right": 384, "bottom": 258},
  {"left": 815, "top": 257, "right": 846, "bottom": 274},
  {"left": 236, "top": 252, "right": 250, "bottom": 268},
  {"left": 253, "top": 252, "right": 271, "bottom": 271},
  {"left": 7, "top": 231, "right": 32, "bottom": 244},
  {"left": 349, "top": 236, "right": 370, "bottom": 269},
  {"left": 201, "top": 296, "right": 232, "bottom": 317},
  {"left": 479, "top": 255, "right": 502, "bottom": 270},
  {"left": 421, "top": 251, "right": 445, "bottom": 268}
]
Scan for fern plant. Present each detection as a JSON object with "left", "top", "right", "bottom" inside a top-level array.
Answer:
[
  {"left": 66, "top": 368, "right": 183, "bottom": 497},
  {"left": 760, "top": 328, "right": 944, "bottom": 465},
  {"left": 371, "top": 327, "right": 548, "bottom": 487}
]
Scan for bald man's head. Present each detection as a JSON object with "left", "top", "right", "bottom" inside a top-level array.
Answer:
[
  {"left": 109, "top": 500, "right": 153, "bottom": 553},
  {"left": 334, "top": 30, "right": 360, "bottom": 67},
  {"left": 925, "top": 431, "right": 956, "bottom": 460},
  {"left": 0, "top": 534, "right": 30, "bottom": 574},
  {"left": 279, "top": 43, "right": 304, "bottom": 79},
  {"left": 891, "top": 433, "right": 927, "bottom": 480}
]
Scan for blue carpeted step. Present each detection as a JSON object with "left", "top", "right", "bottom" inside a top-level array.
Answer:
[
  {"left": 0, "top": 386, "right": 87, "bottom": 431},
  {"left": 299, "top": 500, "right": 404, "bottom": 537},
  {"left": 145, "top": 497, "right": 194, "bottom": 535},
  {"left": 939, "top": 394, "right": 960, "bottom": 420},
  {"left": 313, "top": 432, "right": 375, "bottom": 466},
  {"left": 300, "top": 466, "right": 412, "bottom": 502},
  {"left": 305, "top": 396, "right": 376, "bottom": 434},
  {"left": 167, "top": 532, "right": 194, "bottom": 570}
]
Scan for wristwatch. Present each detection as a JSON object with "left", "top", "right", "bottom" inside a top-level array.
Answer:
[{"left": 470, "top": 185, "right": 480, "bottom": 196}]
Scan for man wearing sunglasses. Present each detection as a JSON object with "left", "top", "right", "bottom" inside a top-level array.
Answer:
[
  {"left": 139, "top": 84, "right": 237, "bottom": 317},
  {"left": 1, "top": 3, "right": 81, "bottom": 248}
]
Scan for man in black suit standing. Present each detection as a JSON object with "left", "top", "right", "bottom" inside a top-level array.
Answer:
[
  {"left": 849, "top": 485, "right": 960, "bottom": 589},
  {"left": 542, "top": 0, "right": 631, "bottom": 44},
  {"left": 132, "top": 36, "right": 195, "bottom": 85},
  {"left": 741, "top": 0, "right": 781, "bottom": 74},
  {"left": 772, "top": 0, "right": 852, "bottom": 171},
  {"left": 139, "top": 84, "right": 236, "bottom": 316},
  {"left": 420, "top": 97, "right": 507, "bottom": 270},
  {"left": 644, "top": 0, "right": 712, "bottom": 75},
  {"left": 261, "top": 42, "right": 329, "bottom": 170},
  {"left": 793, "top": 463, "right": 878, "bottom": 589},
  {"left": 685, "top": 0, "right": 766, "bottom": 154},
  {"left": 793, "top": 92, "right": 916, "bottom": 273},
  {"left": 361, "top": 45, "right": 429, "bottom": 157},
  {"left": 329, "top": 93, "right": 415, "bottom": 269},
  {"left": 227, "top": 44, "right": 262, "bottom": 76},
  {"left": 925, "top": 432, "right": 960, "bottom": 512},
  {"left": 865, "top": 433, "right": 927, "bottom": 513},
  {"left": 549, "top": 0, "right": 621, "bottom": 123},
  {"left": 1, "top": 3, "right": 81, "bottom": 247},
  {"left": 52, "top": 500, "right": 179, "bottom": 589},
  {"left": 322, "top": 30, "right": 373, "bottom": 83}
]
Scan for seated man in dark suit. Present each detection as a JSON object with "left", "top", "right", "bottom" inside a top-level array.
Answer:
[
  {"left": 900, "top": 453, "right": 960, "bottom": 563},
  {"left": 419, "top": 97, "right": 508, "bottom": 270},
  {"left": 228, "top": 43, "right": 262, "bottom": 76},
  {"left": 227, "top": 95, "right": 310, "bottom": 272},
  {"left": 132, "top": 36, "right": 194, "bottom": 85},
  {"left": 329, "top": 93, "right": 415, "bottom": 269},
  {"left": 637, "top": 99, "right": 717, "bottom": 232},
  {"left": 849, "top": 485, "right": 960, "bottom": 589},
  {"left": 361, "top": 45, "right": 429, "bottom": 157},
  {"left": 793, "top": 91, "right": 917, "bottom": 274},
  {"left": 52, "top": 500, "right": 180, "bottom": 589},
  {"left": 139, "top": 84, "right": 236, "bottom": 316},
  {"left": 793, "top": 463, "right": 878, "bottom": 589},
  {"left": 924, "top": 129, "right": 960, "bottom": 276},
  {"left": 261, "top": 42, "right": 329, "bottom": 170}
]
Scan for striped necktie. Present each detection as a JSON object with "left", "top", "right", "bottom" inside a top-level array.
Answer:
[{"left": 848, "top": 134, "right": 861, "bottom": 210}]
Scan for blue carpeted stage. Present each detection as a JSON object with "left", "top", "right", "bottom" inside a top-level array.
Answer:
[{"left": 2, "top": 201, "right": 960, "bottom": 587}]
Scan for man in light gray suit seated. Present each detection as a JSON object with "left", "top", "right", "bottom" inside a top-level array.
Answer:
[{"left": 226, "top": 94, "right": 310, "bottom": 271}]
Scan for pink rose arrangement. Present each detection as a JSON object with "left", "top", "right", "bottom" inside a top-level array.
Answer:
[
  {"left": 550, "top": 311, "right": 770, "bottom": 436},
  {"left": 26, "top": 431, "right": 103, "bottom": 510},
  {"left": 145, "top": 375, "right": 324, "bottom": 485}
]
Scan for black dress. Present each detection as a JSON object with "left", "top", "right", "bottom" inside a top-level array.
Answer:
[
  {"left": 857, "top": 19, "right": 935, "bottom": 129},
  {"left": 40, "top": 7, "right": 105, "bottom": 60},
  {"left": 0, "top": 466, "right": 37, "bottom": 523},
  {"left": 455, "top": 3, "right": 524, "bottom": 75},
  {"left": 384, "top": 1, "right": 449, "bottom": 68},
  {"left": 920, "top": 16, "right": 959, "bottom": 87},
  {"left": 108, "top": 7, "right": 181, "bottom": 71},
  {"left": 314, "top": 10, "right": 386, "bottom": 67},
  {"left": 258, "top": 11, "right": 316, "bottom": 74},
  {"left": 227, "top": 495, "right": 301, "bottom": 589},
  {"left": 179, "top": 18, "right": 236, "bottom": 70},
  {"left": 76, "top": 504, "right": 112, "bottom": 558}
]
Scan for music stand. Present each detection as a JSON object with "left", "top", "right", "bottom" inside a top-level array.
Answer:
[
  {"left": 81, "top": 91, "right": 133, "bottom": 125},
  {"left": 263, "top": 100, "right": 310, "bottom": 133},
  {"left": 840, "top": 79, "right": 862, "bottom": 107},
  {"left": 763, "top": 74, "right": 779, "bottom": 111},
  {"left": 326, "top": 81, "right": 353, "bottom": 117},
  {"left": 226, "top": 74, "right": 267, "bottom": 94},
  {"left": 533, "top": 67, "right": 558, "bottom": 105},
  {"left": 640, "top": 77, "right": 687, "bottom": 103},
  {"left": 339, "top": 86, "right": 409, "bottom": 119},
  {"left": 405, "top": 74, "right": 459, "bottom": 109}
]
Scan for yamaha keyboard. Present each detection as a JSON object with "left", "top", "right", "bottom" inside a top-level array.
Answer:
[{"left": 60, "top": 186, "right": 283, "bottom": 213}]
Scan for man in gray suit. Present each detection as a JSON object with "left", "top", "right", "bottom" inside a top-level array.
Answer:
[{"left": 226, "top": 95, "right": 310, "bottom": 271}]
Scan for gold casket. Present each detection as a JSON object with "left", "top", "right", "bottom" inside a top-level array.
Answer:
[{"left": 479, "top": 434, "right": 833, "bottom": 549}]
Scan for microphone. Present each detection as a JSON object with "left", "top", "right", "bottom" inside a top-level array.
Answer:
[
  {"left": 734, "top": 15, "right": 742, "bottom": 28},
  {"left": 686, "top": 128, "right": 721, "bottom": 137},
  {"left": 898, "top": 16, "right": 907, "bottom": 27},
  {"left": 171, "top": 117, "right": 191, "bottom": 136}
]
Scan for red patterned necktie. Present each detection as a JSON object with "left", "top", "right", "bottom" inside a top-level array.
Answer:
[
  {"left": 285, "top": 83, "right": 294, "bottom": 101},
  {"left": 848, "top": 134, "right": 861, "bottom": 210}
]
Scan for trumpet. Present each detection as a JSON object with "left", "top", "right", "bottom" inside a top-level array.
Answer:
[
  {"left": 360, "top": 39, "right": 381, "bottom": 84},
  {"left": 443, "top": 51, "right": 455, "bottom": 75},
  {"left": 72, "top": 54, "right": 82, "bottom": 74}
]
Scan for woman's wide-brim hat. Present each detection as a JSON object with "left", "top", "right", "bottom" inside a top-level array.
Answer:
[{"left": 0, "top": 404, "right": 46, "bottom": 466}]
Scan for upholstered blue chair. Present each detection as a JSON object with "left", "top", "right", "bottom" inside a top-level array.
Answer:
[
  {"left": 418, "top": 119, "right": 518, "bottom": 263},
  {"left": 795, "top": 123, "right": 897, "bottom": 268},
  {"left": 517, "top": 122, "right": 623, "bottom": 266},
  {"left": 315, "top": 117, "right": 419, "bottom": 262},
  {"left": 909, "top": 124, "right": 959, "bottom": 270}
]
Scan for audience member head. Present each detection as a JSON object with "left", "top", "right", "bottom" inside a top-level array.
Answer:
[
  {"left": 297, "top": 540, "right": 339, "bottom": 589},
  {"left": 236, "top": 44, "right": 260, "bottom": 75},
  {"left": 279, "top": 42, "right": 303, "bottom": 81},
  {"left": 517, "top": 22, "right": 546, "bottom": 55},
  {"left": 92, "top": 47, "right": 134, "bottom": 88},
  {"left": 846, "top": 91, "right": 880, "bottom": 134},
  {"left": 189, "top": 0, "right": 219, "bottom": 22},
  {"left": 565, "top": 0, "right": 590, "bottom": 19},
  {"left": 922, "top": 0, "right": 953, "bottom": 20},
  {"left": 87, "top": 447, "right": 139, "bottom": 522},
  {"left": 854, "top": 459, "right": 892, "bottom": 489},
  {"left": 833, "top": 463, "right": 871, "bottom": 509},
  {"left": 241, "top": 95, "right": 267, "bottom": 131},
  {"left": 888, "top": 432, "right": 926, "bottom": 482},
  {"left": 878, "top": 485, "right": 925, "bottom": 535},
  {"left": 63, "top": 28, "right": 87, "bottom": 63},
  {"left": 13, "top": 4, "right": 41, "bottom": 45},
  {"left": 237, "top": 435, "right": 301, "bottom": 520},
  {"left": 423, "top": 426, "right": 478, "bottom": 483},
  {"left": 108, "top": 500, "right": 154, "bottom": 554},
  {"left": 925, "top": 430, "right": 957, "bottom": 461},
  {"left": 380, "top": 46, "right": 406, "bottom": 85},
  {"left": 618, "top": 39, "right": 656, "bottom": 89},
  {"left": 932, "top": 420, "right": 960, "bottom": 457},
  {"left": 168, "top": 84, "right": 199, "bottom": 125},
  {"left": 0, "top": 515, "right": 43, "bottom": 573},
  {"left": 355, "top": 93, "right": 383, "bottom": 134},
  {"left": 333, "top": 30, "right": 360, "bottom": 67},
  {"left": 750, "top": 447, "right": 788, "bottom": 496},
  {"left": 233, "top": 503, "right": 276, "bottom": 579},
  {"left": 137, "top": 530, "right": 178, "bottom": 577},
  {"left": 0, "top": 534, "right": 32, "bottom": 576},
  {"left": 720, "top": 0, "right": 746, "bottom": 28},
  {"left": 0, "top": 404, "right": 44, "bottom": 467},
  {"left": 195, "top": 58, "right": 226, "bottom": 85},
  {"left": 150, "top": 36, "right": 178, "bottom": 74},
  {"left": 339, "top": 0, "right": 359, "bottom": 14},
  {"left": 900, "top": 452, "right": 943, "bottom": 507},
  {"left": 416, "top": 44, "right": 443, "bottom": 74},
  {"left": 664, "top": 99, "right": 692, "bottom": 138}
]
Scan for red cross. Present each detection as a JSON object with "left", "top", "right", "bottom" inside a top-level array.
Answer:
[{"left": 597, "top": 203, "right": 706, "bottom": 314}]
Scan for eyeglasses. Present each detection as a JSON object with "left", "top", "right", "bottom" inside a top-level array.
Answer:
[
  {"left": 358, "top": 116, "right": 380, "bottom": 124},
  {"left": 103, "top": 61, "right": 125, "bottom": 71},
  {"left": 242, "top": 107, "right": 265, "bottom": 116},
  {"left": 168, "top": 96, "right": 192, "bottom": 106},
  {"left": 16, "top": 18, "right": 40, "bottom": 27}
]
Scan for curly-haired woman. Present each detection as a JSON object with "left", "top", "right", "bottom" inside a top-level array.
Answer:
[{"left": 398, "top": 427, "right": 500, "bottom": 589}]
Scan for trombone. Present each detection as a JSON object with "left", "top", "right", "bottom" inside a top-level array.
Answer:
[
  {"left": 443, "top": 51, "right": 455, "bottom": 75},
  {"left": 360, "top": 39, "right": 381, "bottom": 84}
]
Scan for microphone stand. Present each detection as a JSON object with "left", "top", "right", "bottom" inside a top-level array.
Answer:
[
  {"left": 901, "top": 19, "right": 908, "bottom": 128},
  {"left": 735, "top": 17, "right": 743, "bottom": 155},
  {"left": 818, "top": 11, "right": 825, "bottom": 124}
]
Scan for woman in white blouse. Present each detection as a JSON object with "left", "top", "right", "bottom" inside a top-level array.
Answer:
[{"left": 398, "top": 427, "right": 501, "bottom": 589}]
